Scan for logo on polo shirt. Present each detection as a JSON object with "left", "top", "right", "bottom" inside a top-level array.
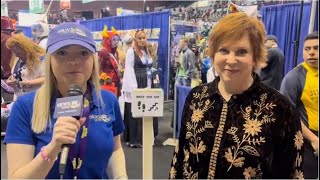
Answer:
[
  {"left": 89, "top": 114, "right": 111, "bottom": 123},
  {"left": 57, "top": 27, "right": 87, "bottom": 37}
]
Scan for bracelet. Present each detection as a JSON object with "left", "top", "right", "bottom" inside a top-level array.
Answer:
[{"left": 40, "top": 146, "right": 58, "bottom": 163}]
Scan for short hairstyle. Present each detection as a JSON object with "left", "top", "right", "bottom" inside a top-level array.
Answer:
[
  {"left": 180, "top": 37, "right": 188, "bottom": 43},
  {"left": 266, "top": 35, "right": 278, "bottom": 43},
  {"left": 208, "top": 12, "right": 267, "bottom": 68},
  {"left": 304, "top": 32, "right": 318, "bottom": 42}
]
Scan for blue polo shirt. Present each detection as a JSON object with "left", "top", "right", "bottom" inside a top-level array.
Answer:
[{"left": 4, "top": 88, "right": 125, "bottom": 179}]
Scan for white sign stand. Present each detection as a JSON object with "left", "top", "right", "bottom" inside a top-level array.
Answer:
[{"left": 132, "top": 88, "right": 164, "bottom": 179}]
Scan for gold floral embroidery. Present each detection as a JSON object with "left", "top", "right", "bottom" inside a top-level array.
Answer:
[
  {"left": 294, "top": 131, "right": 304, "bottom": 150},
  {"left": 191, "top": 109, "right": 204, "bottom": 123},
  {"left": 225, "top": 148, "right": 245, "bottom": 168},
  {"left": 294, "top": 169, "right": 304, "bottom": 179},
  {"left": 182, "top": 148, "right": 198, "bottom": 179},
  {"left": 295, "top": 153, "right": 302, "bottom": 167},
  {"left": 169, "top": 167, "right": 176, "bottom": 179},
  {"left": 183, "top": 149, "right": 190, "bottom": 162},
  {"left": 243, "top": 119, "right": 262, "bottom": 136},
  {"left": 182, "top": 86, "right": 214, "bottom": 178},
  {"left": 190, "top": 141, "right": 206, "bottom": 154},
  {"left": 243, "top": 167, "right": 257, "bottom": 179},
  {"left": 187, "top": 86, "right": 214, "bottom": 162},
  {"left": 225, "top": 93, "right": 275, "bottom": 171}
]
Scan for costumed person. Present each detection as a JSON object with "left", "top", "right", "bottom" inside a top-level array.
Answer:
[
  {"left": 1, "top": 16, "right": 15, "bottom": 102},
  {"left": 31, "top": 21, "right": 50, "bottom": 50},
  {"left": 6, "top": 34, "right": 45, "bottom": 101},
  {"left": 1, "top": 16, "right": 15, "bottom": 80},
  {"left": 122, "top": 29, "right": 158, "bottom": 148},
  {"left": 100, "top": 72, "right": 117, "bottom": 96},
  {"left": 4, "top": 23, "right": 127, "bottom": 179},
  {"left": 98, "top": 26, "right": 122, "bottom": 97},
  {"left": 169, "top": 12, "right": 303, "bottom": 179}
]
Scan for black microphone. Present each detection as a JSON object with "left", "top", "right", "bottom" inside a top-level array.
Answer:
[{"left": 53, "top": 84, "right": 84, "bottom": 179}]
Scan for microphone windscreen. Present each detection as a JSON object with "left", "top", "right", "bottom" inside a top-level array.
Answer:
[{"left": 68, "top": 84, "right": 83, "bottom": 96}]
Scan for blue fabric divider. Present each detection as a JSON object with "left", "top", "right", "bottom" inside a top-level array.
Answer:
[
  {"left": 80, "top": 11, "right": 171, "bottom": 98},
  {"left": 176, "top": 84, "right": 191, "bottom": 137},
  {"left": 16, "top": 26, "right": 32, "bottom": 38},
  {"left": 260, "top": 2, "right": 318, "bottom": 75}
]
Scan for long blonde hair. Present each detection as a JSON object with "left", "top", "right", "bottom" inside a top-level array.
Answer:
[
  {"left": 31, "top": 54, "right": 103, "bottom": 133},
  {"left": 6, "top": 34, "right": 45, "bottom": 72},
  {"left": 133, "top": 30, "right": 151, "bottom": 59}
]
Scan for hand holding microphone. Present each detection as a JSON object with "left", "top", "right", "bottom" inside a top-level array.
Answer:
[
  {"left": 52, "top": 84, "right": 85, "bottom": 178},
  {"left": 49, "top": 116, "right": 86, "bottom": 150}
]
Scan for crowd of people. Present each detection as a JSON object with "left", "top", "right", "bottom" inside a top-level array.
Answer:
[{"left": 0, "top": 8, "right": 318, "bottom": 180}]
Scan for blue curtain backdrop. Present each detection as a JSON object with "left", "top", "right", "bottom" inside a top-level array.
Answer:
[
  {"left": 260, "top": 2, "right": 319, "bottom": 75},
  {"left": 16, "top": 26, "right": 32, "bottom": 38},
  {"left": 80, "top": 11, "right": 171, "bottom": 98},
  {"left": 176, "top": 85, "right": 191, "bottom": 137}
]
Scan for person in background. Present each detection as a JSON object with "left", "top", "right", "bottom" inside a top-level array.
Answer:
[
  {"left": 122, "top": 29, "right": 158, "bottom": 148},
  {"left": 98, "top": 26, "right": 122, "bottom": 97},
  {"left": 170, "top": 12, "right": 303, "bottom": 179},
  {"left": 280, "top": 32, "right": 319, "bottom": 179},
  {"left": 201, "top": 47, "right": 212, "bottom": 83},
  {"left": 4, "top": 22, "right": 127, "bottom": 179},
  {"left": 6, "top": 34, "right": 45, "bottom": 101},
  {"left": 31, "top": 21, "right": 50, "bottom": 50},
  {"left": 122, "top": 34, "right": 133, "bottom": 52},
  {"left": 1, "top": 16, "right": 15, "bottom": 80},
  {"left": 206, "top": 65, "right": 218, "bottom": 83},
  {"left": 260, "top": 35, "right": 284, "bottom": 90},
  {"left": 175, "top": 37, "right": 196, "bottom": 87}
]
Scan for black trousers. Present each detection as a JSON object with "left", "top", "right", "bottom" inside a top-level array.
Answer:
[
  {"left": 123, "top": 102, "right": 158, "bottom": 145},
  {"left": 303, "top": 131, "right": 318, "bottom": 179}
]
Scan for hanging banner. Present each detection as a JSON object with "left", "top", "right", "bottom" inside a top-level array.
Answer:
[
  {"left": 29, "top": 0, "right": 45, "bottom": 14},
  {"left": 60, "top": 0, "right": 71, "bottom": 10},
  {"left": 1, "top": 1, "right": 8, "bottom": 16},
  {"left": 18, "top": 12, "right": 47, "bottom": 26},
  {"left": 82, "top": 0, "right": 95, "bottom": 3}
]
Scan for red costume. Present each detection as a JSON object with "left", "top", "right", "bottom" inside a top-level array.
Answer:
[{"left": 98, "top": 26, "right": 121, "bottom": 96}]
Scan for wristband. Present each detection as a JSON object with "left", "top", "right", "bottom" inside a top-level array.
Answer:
[{"left": 40, "top": 146, "right": 58, "bottom": 163}]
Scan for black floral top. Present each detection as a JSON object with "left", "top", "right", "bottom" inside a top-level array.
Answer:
[{"left": 169, "top": 75, "right": 304, "bottom": 179}]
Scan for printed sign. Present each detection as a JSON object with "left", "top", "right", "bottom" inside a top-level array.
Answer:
[
  {"left": 132, "top": 89, "right": 164, "bottom": 118},
  {"left": 29, "top": 0, "right": 45, "bottom": 14},
  {"left": 53, "top": 95, "right": 83, "bottom": 118}
]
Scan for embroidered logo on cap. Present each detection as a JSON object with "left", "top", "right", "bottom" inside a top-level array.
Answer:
[{"left": 57, "top": 27, "right": 87, "bottom": 37}]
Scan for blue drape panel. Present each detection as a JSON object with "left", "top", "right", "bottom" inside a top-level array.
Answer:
[
  {"left": 176, "top": 85, "right": 191, "bottom": 137},
  {"left": 80, "top": 11, "right": 171, "bottom": 98},
  {"left": 16, "top": 26, "right": 32, "bottom": 38},
  {"left": 260, "top": 2, "right": 318, "bottom": 75}
]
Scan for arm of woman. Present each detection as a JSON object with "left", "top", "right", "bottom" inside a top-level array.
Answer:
[
  {"left": 107, "top": 135, "right": 127, "bottom": 179},
  {"left": 27, "top": 76, "right": 45, "bottom": 87},
  {"left": 122, "top": 48, "right": 138, "bottom": 95},
  {"left": 5, "top": 96, "right": 61, "bottom": 179},
  {"left": 106, "top": 93, "right": 127, "bottom": 179},
  {"left": 301, "top": 121, "right": 319, "bottom": 156},
  {"left": 7, "top": 143, "right": 60, "bottom": 179}
]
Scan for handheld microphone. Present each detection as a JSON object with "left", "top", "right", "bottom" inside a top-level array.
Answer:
[{"left": 53, "top": 84, "right": 83, "bottom": 178}]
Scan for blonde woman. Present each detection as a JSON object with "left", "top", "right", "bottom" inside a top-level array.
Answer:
[
  {"left": 121, "top": 29, "right": 158, "bottom": 148},
  {"left": 6, "top": 34, "right": 45, "bottom": 100},
  {"left": 4, "top": 23, "right": 127, "bottom": 179}
]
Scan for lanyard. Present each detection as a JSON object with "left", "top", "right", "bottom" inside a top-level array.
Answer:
[{"left": 68, "top": 90, "right": 91, "bottom": 179}]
